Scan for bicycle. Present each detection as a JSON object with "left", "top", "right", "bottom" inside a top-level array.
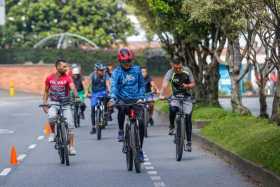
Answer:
[
  {"left": 72, "top": 99, "right": 81, "bottom": 128},
  {"left": 94, "top": 96, "right": 109, "bottom": 140},
  {"left": 113, "top": 101, "right": 145, "bottom": 173},
  {"left": 39, "top": 101, "right": 72, "bottom": 166},
  {"left": 143, "top": 93, "right": 158, "bottom": 138},
  {"left": 164, "top": 95, "right": 193, "bottom": 161}
]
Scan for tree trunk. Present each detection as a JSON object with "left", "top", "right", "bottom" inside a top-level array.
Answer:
[
  {"left": 271, "top": 70, "right": 280, "bottom": 124},
  {"left": 206, "top": 61, "right": 220, "bottom": 106},
  {"left": 259, "top": 81, "right": 269, "bottom": 118},
  {"left": 228, "top": 39, "right": 251, "bottom": 115}
]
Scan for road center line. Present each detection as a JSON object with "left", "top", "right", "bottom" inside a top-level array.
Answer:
[
  {"left": 37, "top": 136, "right": 44, "bottom": 140},
  {"left": 28, "top": 144, "right": 37, "bottom": 149},
  {"left": 17, "top": 154, "right": 27, "bottom": 161},
  {"left": 150, "top": 176, "right": 162, "bottom": 181},
  {"left": 0, "top": 168, "right": 12, "bottom": 176},
  {"left": 145, "top": 166, "right": 155, "bottom": 170},
  {"left": 144, "top": 162, "right": 152, "bottom": 166},
  {"left": 147, "top": 170, "right": 158, "bottom": 175},
  {"left": 154, "top": 181, "right": 166, "bottom": 187}
]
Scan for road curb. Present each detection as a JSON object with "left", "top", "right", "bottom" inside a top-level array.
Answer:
[{"left": 193, "top": 133, "right": 280, "bottom": 187}]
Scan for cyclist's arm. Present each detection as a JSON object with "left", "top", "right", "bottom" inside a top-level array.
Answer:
[
  {"left": 43, "top": 84, "right": 49, "bottom": 104},
  {"left": 160, "top": 70, "right": 171, "bottom": 97},
  {"left": 110, "top": 70, "right": 119, "bottom": 99},
  {"left": 182, "top": 69, "right": 195, "bottom": 89},
  {"left": 106, "top": 80, "right": 111, "bottom": 93},
  {"left": 138, "top": 70, "right": 145, "bottom": 99},
  {"left": 70, "top": 82, "right": 78, "bottom": 97},
  {"left": 82, "top": 77, "right": 89, "bottom": 96},
  {"left": 151, "top": 80, "right": 159, "bottom": 93}
]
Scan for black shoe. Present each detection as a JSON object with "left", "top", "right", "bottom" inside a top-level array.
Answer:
[
  {"left": 186, "top": 142, "right": 192, "bottom": 152},
  {"left": 117, "top": 130, "right": 124, "bottom": 142},
  {"left": 168, "top": 128, "right": 175, "bottom": 135},
  {"left": 81, "top": 112, "right": 85, "bottom": 119},
  {"left": 149, "top": 118, "right": 154, "bottom": 126},
  {"left": 90, "top": 127, "right": 96, "bottom": 134}
]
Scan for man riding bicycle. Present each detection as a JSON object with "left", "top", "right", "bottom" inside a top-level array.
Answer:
[
  {"left": 159, "top": 58, "right": 195, "bottom": 151},
  {"left": 42, "top": 59, "right": 78, "bottom": 155},
  {"left": 141, "top": 66, "right": 159, "bottom": 126},
  {"left": 71, "top": 64, "right": 87, "bottom": 119},
  {"left": 88, "top": 63, "right": 110, "bottom": 134},
  {"left": 108, "top": 47, "right": 146, "bottom": 162}
]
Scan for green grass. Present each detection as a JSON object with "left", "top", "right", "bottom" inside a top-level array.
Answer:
[{"left": 155, "top": 101, "right": 280, "bottom": 176}]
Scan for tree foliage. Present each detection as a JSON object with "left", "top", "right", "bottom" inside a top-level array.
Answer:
[{"left": 1, "top": 0, "right": 135, "bottom": 47}]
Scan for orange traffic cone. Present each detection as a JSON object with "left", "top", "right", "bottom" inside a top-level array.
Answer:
[
  {"left": 10, "top": 146, "right": 18, "bottom": 165},
  {"left": 44, "top": 122, "right": 51, "bottom": 136}
]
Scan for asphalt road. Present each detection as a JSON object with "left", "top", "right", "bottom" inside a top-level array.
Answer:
[
  {"left": 0, "top": 91, "right": 255, "bottom": 187},
  {"left": 219, "top": 97, "right": 273, "bottom": 116}
]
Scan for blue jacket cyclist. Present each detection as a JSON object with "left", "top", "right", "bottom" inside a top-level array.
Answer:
[{"left": 109, "top": 48, "right": 145, "bottom": 162}]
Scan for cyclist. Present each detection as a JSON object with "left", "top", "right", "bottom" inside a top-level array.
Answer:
[
  {"left": 105, "top": 62, "right": 115, "bottom": 121},
  {"left": 88, "top": 63, "right": 110, "bottom": 134},
  {"left": 108, "top": 47, "right": 146, "bottom": 161},
  {"left": 141, "top": 66, "right": 159, "bottom": 126},
  {"left": 71, "top": 65, "right": 87, "bottom": 119},
  {"left": 159, "top": 58, "right": 195, "bottom": 151},
  {"left": 42, "top": 59, "right": 78, "bottom": 155}
]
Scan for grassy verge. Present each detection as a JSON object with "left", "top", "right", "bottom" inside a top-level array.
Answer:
[{"left": 155, "top": 101, "right": 280, "bottom": 176}]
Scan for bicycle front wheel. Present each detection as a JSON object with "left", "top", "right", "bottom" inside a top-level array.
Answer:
[
  {"left": 132, "top": 121, "right": 141, "bottom": 173},
  {"left": 61, "top": 123, "right": 70, "bottom": 166},
  {"left": 175, "top": 116, "right": 184, "bottom": 161},
  {"left": 125, "top": 124, "right": 133, "bottom": 171},
  {"left": 57, "top": 125, "right": 65, "bottom": 164}
]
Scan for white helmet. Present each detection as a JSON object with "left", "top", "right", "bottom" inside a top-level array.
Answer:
[{"left": 72, "top": 67, "right": 81, "bottom": 75}]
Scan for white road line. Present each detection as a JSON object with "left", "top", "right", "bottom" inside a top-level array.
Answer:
[
  {"left": 144, "top": 158, "right": 149, "bottom": 161},
  {"left": 37, "top": 136, "right": 44, "bottom": 140},
  {"left": 17, "top": 154, "right": 27, "bottom": 161},
  {"left": 0, "top": 168, "right": 12, "bottom": 176},
  {"left": 154, "top": 181, "right": 166, "bottom": 187},
  {"left": 143, "top": 162, "right": 152, "bottom": 166},
  {"left": 147, "top": 170, "right": 158, "bottom": 175},
  {"left": 28, "top": 144, "right": 37, "bottom": 149},
  {"left": 150, "top": 176, "right": 162, "bottom": 181},
  {"left": 145, "top": 166, "right": 155, "bottom": 170}
]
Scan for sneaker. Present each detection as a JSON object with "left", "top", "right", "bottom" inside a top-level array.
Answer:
[
  {"left": 90, "top": 127, "right": 96, "bottom": 134},
  {"left": 48, "top": 133, "right": 55, "bottom": 142},
  {"left": 117, "top": 130, "right": 124, "bottom": 142},
  {"left": 186, "top": 142, "right": 192, "bottom": 152},
  {"left": 168, "top": 128, "right": 175, "bottom": 135},
  {"left": 138, "top": 150, "right": 144, "bottom": 162},
  {"left": 149, "top": 118, "right": 154, "bottom": 126},
  {"left": 69, "top": 146, "right": 77, "bottom": 156}
]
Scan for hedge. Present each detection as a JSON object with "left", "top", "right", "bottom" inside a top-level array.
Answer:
[{"left": 0, "top": 48, "right": 169, "bottom": 75}]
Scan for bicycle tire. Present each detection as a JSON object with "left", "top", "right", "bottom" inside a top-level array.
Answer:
[
  {"left": 61, "top": 123, "right": 70, "bottom": 166},
  {"left": 74, "top": 106, "right": 79, "bottom": 128},
  {"left": 132, "top": 122, "right": 141, "bottom": 173},
  {"left": 176, "top": 116, "right": 184, "bottom": 161},
  {"left": 144, "top": 107, "right": 149, "bottom": 138},
  {"left": 57, "top": 125, "right": 65, "bottom": 164},
  {"left": 124, "top": 124, "right": 133, "bottom": 171}
]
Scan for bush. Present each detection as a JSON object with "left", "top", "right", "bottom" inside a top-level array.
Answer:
[{"left": 0, "top": 48, "right": 169, "bottom": 75}]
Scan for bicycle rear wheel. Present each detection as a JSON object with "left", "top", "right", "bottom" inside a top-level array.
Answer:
[
  {"left": 96, "top": 108, "right": 102, "bottom": 140},
  {"left": 175, "top": 117, "right": 184, "bottom": 161}
]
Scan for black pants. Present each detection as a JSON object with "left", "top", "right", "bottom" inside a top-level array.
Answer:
[
  {"left": 80, "top": 103, "right": 86, "bottom": 113},
  {"left": 169, "top": 106, "right": 192, "bottom": 142},
  {"left": 117, "top": 104, "right": 145, "bottom": 148}
]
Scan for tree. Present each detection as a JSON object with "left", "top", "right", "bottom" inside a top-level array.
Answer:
[
  {"left": 129, "top": 0, "right": 224, "bottom": 106},
  {"left": 1, "top": 0, "right": 135, "bottom": 47}
]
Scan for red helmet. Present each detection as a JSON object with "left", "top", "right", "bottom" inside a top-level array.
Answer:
[{"left": 117, "top": 48, "right": 134, "bottom": 63}]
